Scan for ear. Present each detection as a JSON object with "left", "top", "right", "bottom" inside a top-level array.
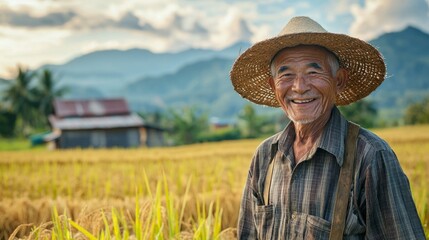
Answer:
[
  {"left": 335, "top": 68, "right": 348, "bottom": 94},
  {"left": 267, "top": 77, "right": 276, "bottom": 92}
]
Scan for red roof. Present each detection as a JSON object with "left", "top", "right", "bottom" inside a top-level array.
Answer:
[
  {"left": 53, "top": 98, "right": 130, "bottom": 118},
  {"left": 49, "top": 113, "right": 144, "bottom": 130}
]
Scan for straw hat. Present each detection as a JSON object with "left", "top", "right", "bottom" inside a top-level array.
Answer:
[{"left": 230, "top": 16, "right": 386, "bottom": 107}]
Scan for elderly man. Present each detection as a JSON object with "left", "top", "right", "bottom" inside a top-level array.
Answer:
[{"left": 230, "top": 17, "right": 425, "bottom": 239}]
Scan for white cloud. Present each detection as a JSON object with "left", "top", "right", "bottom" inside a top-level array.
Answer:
[
  {"left": 331, "top": 0, "right": 356, "bottom": 15},
  {"left": 1, "top": 0, "right": 350, "bottom": 78},
  {"left": 208, "top": 8, "right": 252, "bottom": 48},
  {"left": 0, "top": 26, "right": 72, "bottom": 77},
  {"left": 0, "top": 5, "right": 77, "bottom": 28},
  {"left": 350, "top": 0, "right": 429, "bottom": 40},
  {"left": 326, "top": 0, "right": 355, "bottom": 22}
]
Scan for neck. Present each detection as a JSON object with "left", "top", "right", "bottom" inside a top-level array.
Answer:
[
  {"left": 292, "top": 107, "right": 333, "bottom": 162},
  {"left": 293, "top": 115, "right": 328, "bottom": 143}
]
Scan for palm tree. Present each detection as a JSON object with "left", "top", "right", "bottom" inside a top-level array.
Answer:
[
  {"left": 2, "top": 66, "right": 37, "bottom": 135},
  {"left": 34, "top": 69, "right": 68, "bottom": 125},
  {"left": 238, "top": 104, "right": 266, "bottom": 138},
  {"left": 169, "top": 107, "right": 208, "bottom": 145}
]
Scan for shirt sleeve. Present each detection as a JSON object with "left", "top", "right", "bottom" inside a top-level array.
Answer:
[
  {"left": 237, "top": 135, "right": 278, "bottom": 239},
  {"left": 364, "top": 149, "right": 426, "bottom": 239},
  {"left": 237, "top": 168, "right": 258, "bottom": 239}
]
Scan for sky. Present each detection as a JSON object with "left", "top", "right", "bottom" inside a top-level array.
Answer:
[{"left": 0, "top": 0, "right": 429, "bottom": 78}]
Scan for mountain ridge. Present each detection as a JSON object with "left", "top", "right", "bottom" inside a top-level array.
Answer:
[
  {"left": 29, "top": 26, "right": 429, "bottom": 120},
  {"left": 368, "top": 25, "right": 429, "bottom": 119}
]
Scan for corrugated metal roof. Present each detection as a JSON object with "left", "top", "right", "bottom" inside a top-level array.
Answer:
[
  {"left": 53, "top": 98, "right": 130, "bottom": 118},
  {"left": 49, "top": 113, "right": 144, "bottom": 130}
]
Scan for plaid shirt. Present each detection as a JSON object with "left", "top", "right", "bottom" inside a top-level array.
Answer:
[{"left": 238, "top": 107, "right": 425, "bottom": 239}]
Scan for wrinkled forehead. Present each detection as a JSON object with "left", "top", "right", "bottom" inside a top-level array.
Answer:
[{"left": 270, "top": 44, "right": 338, "bottom": 65}]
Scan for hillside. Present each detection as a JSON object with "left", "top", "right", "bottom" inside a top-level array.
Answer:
[
  {"left": 125, "top": 58, "right": 249, "bottom": 117},
  {"left": 369, "top": 26, "right": 429, "bottom": 119},
  {"left": 27, "top": 26, "right": 429, "bottom": 120},
  {"left": 42, "top": 41, "right": 251, "bottom": 97}
]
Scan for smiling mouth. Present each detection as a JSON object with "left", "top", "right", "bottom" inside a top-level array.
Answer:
[{"left": 291, "top": 98, "right": 316, "bottom": 104}]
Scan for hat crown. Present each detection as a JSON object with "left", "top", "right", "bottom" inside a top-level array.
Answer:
[
  {"left": 279, "top": 16, "right": 327, "bottom": 36},
  {"left": 230, "top": 16, "right": 386, "bottom": 107}
]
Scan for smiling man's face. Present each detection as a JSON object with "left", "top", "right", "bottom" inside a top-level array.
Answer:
[{"left": 269, "top": 45, "right": 344, "bottom": 124}]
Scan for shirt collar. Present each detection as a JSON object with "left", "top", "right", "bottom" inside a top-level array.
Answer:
[
  {"left": 273, "top": 106, "right": 347, "bottom": 166},
  {"left": 319, "top": 106, "right": 347, "bottom": 166}
]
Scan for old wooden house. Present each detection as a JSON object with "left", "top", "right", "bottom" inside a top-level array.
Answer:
[{"left": 48, "top": 98, "right": 164, "bottom": 148}]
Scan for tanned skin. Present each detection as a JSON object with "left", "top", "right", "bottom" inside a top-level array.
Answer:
[{"left": 268, "top": 45, "right": 348, "bottom": 163}]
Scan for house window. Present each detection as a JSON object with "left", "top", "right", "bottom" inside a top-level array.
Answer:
[
  {"left": 91, "top": 130, "right": 106, "bottom": 147},
  {"left": 61, "top": 131, "right": 91, "bottom": 148},
  {"left": 127, "top": 128, "right": 140, "bottom": 147}
]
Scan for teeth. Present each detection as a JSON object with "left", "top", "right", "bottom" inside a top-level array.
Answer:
[{"left": 292, "top": 99, "right": 314, "bottom": 104}]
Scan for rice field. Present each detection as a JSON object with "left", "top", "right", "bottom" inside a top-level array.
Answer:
[{"left": 0, "top": 125, "right": 428, "bottom": 239}]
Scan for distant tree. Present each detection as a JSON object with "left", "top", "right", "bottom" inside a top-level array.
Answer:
[
  {"left": 238, "top": 104, "right": 275, "bottom": 138},
  {"left": 0, "top": 105, "right": 16, "bottom": 137},
  {"left": 338, "top": 100, "right": 378, "bottom": 128},
  {"left": 33, "top": 69, "right": 68, "bottom": 125},
  {"left": 168, "top": 107, "right": 208, "bottom": 145},
  {"left": 138, "top": 110, "right": 164, "bottom": 126},
  {"left": 404, "top": 96, "right": 429, "bottom": 125},
  {"left": 2, "top": 66, "right": 37, "bottom": 135},
  {"left": 238, "top": 104, "right": 259, "bottom": 138}
]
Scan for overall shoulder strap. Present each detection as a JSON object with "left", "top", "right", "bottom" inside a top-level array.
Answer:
[
  {"left": 329, "top": 121, "right": 360, "bottom": 240},
  {"left": 263, "top": 143, "right": 278, "bottom": 205}
]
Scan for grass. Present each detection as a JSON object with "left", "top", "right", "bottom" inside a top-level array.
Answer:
[
  {"left": 0, "top": 138, "right": 45, "bottom": 151},
  {"left": 0, "top": 124, "right": 428, "bottom": 239}
]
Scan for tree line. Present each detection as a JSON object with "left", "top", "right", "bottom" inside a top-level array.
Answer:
[
  {"left": 154, "top": 104, "right": 287, "bottom": 145},
  {"left": 404, "top": 96, "right": 429, "bottom": 125},
  {"left": 1, "top": 65, "right": 429, "bottom": 143},
  {"left": 0, "top": 66, "right": 67, "bottom": 137},
  {"left": 152, "top": 97, "right": 429, "bottom": 145}
]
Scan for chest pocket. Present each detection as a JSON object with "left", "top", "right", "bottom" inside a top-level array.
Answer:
[
  {"left": 252, "top": 200, "right": 274, "bottom": 240},
  {"left": 289, "top": 212, "right": 331, "bottom": 240}
]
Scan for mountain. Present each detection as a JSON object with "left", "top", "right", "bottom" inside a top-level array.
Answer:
[
  {"left": 41, "top": 41, "right": 251, "bottom": 97},
  {"left": 29, "top": 27, "right": 429, "bottom": 120},
  {"left": 368, "top": 26, "right": 429, "bottom": 119},
  {"left": 125, "top": 58, "right": 249, "bottom": 117}
]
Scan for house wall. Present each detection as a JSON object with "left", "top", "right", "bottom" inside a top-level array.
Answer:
[
  {"left": 140, "top": 128, "right": 164, "bottom": 147},
  {"left": 146, "top": 128, "right": 164, "bottom": 147},
  {"left": 59, "top": 128, "right": 140, "bottom": 148}
]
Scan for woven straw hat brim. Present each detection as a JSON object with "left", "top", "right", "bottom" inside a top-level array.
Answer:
[{"left": 230, "top": 32, "right": 386, "bottom": 107}]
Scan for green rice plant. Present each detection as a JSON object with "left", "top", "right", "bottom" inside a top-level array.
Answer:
[
  {"left": 415, "top": 187, "right": 429, "bottom": 239},
  {"left": 133, "top": 194, "right": 143, "bottom": 240},
  {"left": 2, "top": 125, "right": 428, "bottom": 238},
  {"left": 51, "top": 207, "right": 72, "bottom": 240},
  {"left": 111, "top": 208, "right": 122, "bottom": 239},
  {"left": 69, "top": 220, "right": 96, "bottom": 240},
  {"left": 146, "top": 178, "right": 164, "bottom": 239},
  {"left": 212, "top": 200, "right": 223, "bottom": 238},
  {"left": 100, "top": 211, "right": 112, "bottom": 240},
  {"left": 56, "top": 176, "right": 223, "bottom": 240}
]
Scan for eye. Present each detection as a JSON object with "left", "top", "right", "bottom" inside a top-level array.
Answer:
[
  {"left": 280, "top": 71, "right": 294, "bottom": 77},
  {"left": 278, "top": 73, "right": 294, "bottom": 81}
]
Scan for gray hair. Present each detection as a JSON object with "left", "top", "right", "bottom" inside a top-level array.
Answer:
[{"left": 270, "top": 46, "right": 340, "bottom": 78}]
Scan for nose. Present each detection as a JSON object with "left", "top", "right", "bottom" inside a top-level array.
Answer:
[{"left": 291, "top": 74, "right": 310, "bottom": 94}]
